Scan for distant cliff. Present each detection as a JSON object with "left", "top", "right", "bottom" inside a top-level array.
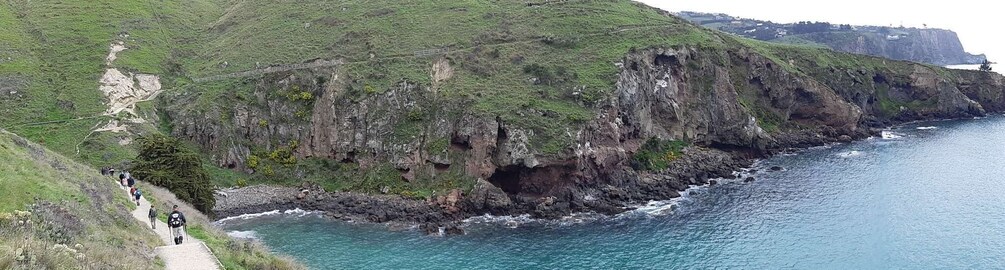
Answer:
[{"left": 677, "top": 11, "right": 986, "bottom": 66}]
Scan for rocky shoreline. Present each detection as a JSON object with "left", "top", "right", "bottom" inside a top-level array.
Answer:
[{"left": 212, "top": 125, "right": 880, "bottom": 234}]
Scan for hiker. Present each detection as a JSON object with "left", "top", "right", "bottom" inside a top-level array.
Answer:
[
  {"left": 119, "top": 172, "right": 127, "bottom": 187},
  {"left": 168, "top": 205, "right": 187, "bottom": 245},
  {"left": 129, "top": 186, "right": 137, "bottom": 198},
  {"left": 127, "top": 177, "right": 136, "bottom": 188},
  {"left": 148, "top": 206, "right": 157, "bottom": 229},
  {"left": 133, "top": 188, "right": 142, "bottom": 206}
]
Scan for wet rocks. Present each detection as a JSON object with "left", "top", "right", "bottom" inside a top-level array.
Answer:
[
  {"left": 744, "top": 177, "right": 755, "bottom": 183},
  {"left": 466, "top": 178, "right": 512, "bottom": 213}
]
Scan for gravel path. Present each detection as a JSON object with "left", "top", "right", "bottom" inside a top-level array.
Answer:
[{"left": 126, "top": 187, "right": 222, "bottom": 270}]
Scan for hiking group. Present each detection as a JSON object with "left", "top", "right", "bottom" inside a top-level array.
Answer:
[{"left": 102, "top": 168, "right": 188, "bottom": 245}]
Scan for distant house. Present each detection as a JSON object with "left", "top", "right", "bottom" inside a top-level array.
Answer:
[{"left": 886, "top": 34, "right": 901, "bottom": 41}]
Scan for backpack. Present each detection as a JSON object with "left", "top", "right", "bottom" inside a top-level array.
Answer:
[
  {"left": 135, "top": 190, "right": 142, "bottom": 197},
  {"left": 169, "top": 213, "right": 183, "bottom": 227}
]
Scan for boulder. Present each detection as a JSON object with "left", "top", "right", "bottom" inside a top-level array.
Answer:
[{"left": 466, "top": 178, "right": 512, "bottom": 212}]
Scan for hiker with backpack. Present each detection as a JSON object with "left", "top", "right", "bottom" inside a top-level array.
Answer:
[
  {"left": 119, "top": 172, "right": 127, "bottom": 187},
  {"left": 127, "top": 177, "right": 136, "bottom": 188},
  {"left": 133, "top": 188, "right": 142, "bottom": 206},
  {"left": 148, "top": 206, "right": 157, "bottom": 229},
  {"left": 168, "top": 205, "right": 187, "bottom": 245}
]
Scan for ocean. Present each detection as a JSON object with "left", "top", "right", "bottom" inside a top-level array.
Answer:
[{"left": 219, "top": 115, "right": 1005, "bottom": 269}]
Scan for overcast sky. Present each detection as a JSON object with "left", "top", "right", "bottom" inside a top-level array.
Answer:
[{"left": 639, "top": 0, "right": 1003, "bottom": 62}]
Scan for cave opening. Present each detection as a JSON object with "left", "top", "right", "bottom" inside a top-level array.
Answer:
[
  {"left": 872, "top": 74, "right": 888, "bottom": 84},
  {"left": 654, "top": 54, "right": 679, "bottom": 69},
  {"left": 340, "top": 151, "right": 357, "bottom": 164},
  {"left": 487, "top": 166, "right": 523, "bottom": 194}
]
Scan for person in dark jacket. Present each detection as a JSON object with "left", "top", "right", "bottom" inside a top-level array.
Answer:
[
  {"left": 127, "top": 177, "right": 136, "bottom": 187},
  {"left": 167, "top": 205, "right": 187, "bottom": 245},
  {"left": 148, "top": 206, "right": 158, "bottom": 229}
]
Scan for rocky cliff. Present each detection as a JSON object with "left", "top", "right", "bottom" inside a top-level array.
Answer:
[
  {"left": 180, "top": 47, "right": 1005, "bottom": 221},
  {"left": 156, "top": 1, "right": 1005, "bottom": 222},
  {"left": 676, "top": 11, "right": 986, "bottom": 66},
  {"left": 797, "top": 29, "right": 987, "bottom": 66}
]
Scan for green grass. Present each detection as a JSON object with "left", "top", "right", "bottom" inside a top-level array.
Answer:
[
  {"left": 0, "top": 0, "right": 219, "bottom": 168},
  {"left": 0, "top": 130, "right": 160, "bottom": 269},
  {"left": 631, "top": 138, "right": 689, "bottom": 171},
  {"left": 3, "top": 0, "right": 982, "bottom": 200}
]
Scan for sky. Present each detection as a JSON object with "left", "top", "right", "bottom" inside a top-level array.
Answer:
[{"left": 639, "top": 0, "right": 1003, "bottom": 62}]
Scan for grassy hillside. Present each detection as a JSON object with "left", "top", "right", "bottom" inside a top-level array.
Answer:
[
  {"left": 178, "top": 0, "right": 725, "bottom": 155},
  {"left": 2, "top": 0, "right": 987, "bottom": 198},
  {"left": 0, "top": 130, "right": 160, "bottom": 269},
  {"left": 0, "top": 129, "right": 302, "bottom": 269},
  {"left": 0, "top": 0, "right": 220, "bottom": 166}
]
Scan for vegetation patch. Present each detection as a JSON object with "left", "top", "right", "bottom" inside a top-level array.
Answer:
[
  {"left": 131, "top": 134, "right": 216, "bottom": 213},
  {"left": 630, "top": 138, "right": 689, "bottom": 171}
]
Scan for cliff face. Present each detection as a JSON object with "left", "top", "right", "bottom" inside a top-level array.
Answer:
[
  {"left": 800, "top": 29, "right": 986, "bottom": 66},
  {"left": 168, "top": 39, "right": 1005, "bottom": 219}
]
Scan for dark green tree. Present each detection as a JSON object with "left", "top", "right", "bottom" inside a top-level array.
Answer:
[
  {"left": 980, "top": 59, "right": 993, "bottom": 72},
  {"left": 131, "top": 134, "right": 216, "bottom": 213}
]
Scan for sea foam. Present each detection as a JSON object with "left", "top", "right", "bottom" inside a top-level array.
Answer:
[
  {"left": 916, "top": 126, "right": 938, "bottom": 130},
  {"left": 836, "top": 150, "right": 864, "bottom": 158},
  {"left": 881, "top": 131, "right": 903, "bottom": 139},
  {"left": 215, "top": 208, "right": 317, "bottom": 224},
  {"left": 226, "top": 230, "right": 258, "bottom": 239}
]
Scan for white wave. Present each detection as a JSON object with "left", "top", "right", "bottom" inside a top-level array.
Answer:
[
  {"left": 215, "top": 208, "right": 317, "bottom": 224},
  {"left": 629, "top": 200, "right": 680, "bottom": 216},
  {"left": 881, "top": 130, "right": 903, "bottom": 139},
  {"left": 226, "top": 230, "right": 258, "bottom": 239},
  {"left": 216, "top": 210, "right": 282, "bottom": 224},
  {"left": 916, "top": 126, "right": 937, "bottom": 130},
  {"left": 836, "top": 150, "right": 864, "bottom": 158},
  {"left": 463, "top": 214, "right": 535, "bottom": 228}
]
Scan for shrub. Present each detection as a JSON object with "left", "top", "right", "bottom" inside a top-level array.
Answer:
[
  {"left": 631, "top": 138, "right": 689, "bottom": 171},
  {"left": 131, "top": 134, "right": 216, "bottom": 213},
  {"left": 407, "top": 108, "right": 425, "bottom": 121},
  {"left": 522, "top": 64, "right": 576, "bottom": 85},
  {"left": 246, "top": 155, "right": 260, "bottom": 169}
]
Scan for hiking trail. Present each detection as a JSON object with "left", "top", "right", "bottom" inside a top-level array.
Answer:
[{"left": 125, "top": 186, "right": 222, "bottom": 270}]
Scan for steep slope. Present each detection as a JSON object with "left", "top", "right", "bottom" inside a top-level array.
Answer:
[
  {"left": 677, "top": 11, "right": 986, "bottom": 65},
  {"left": 0, "top": 130, "right": 160, "bottom": 269},
  {"left": 4, "top": 0, "right": 1005, "bottom": 222},
  {"left": 0, "top": 130, "right": 302, "bottom": 269},
  {"left": 0, "top": 0, "right": 221, "bottom": 166},
  {"left": 157, "top": 0, "right": 1005, "bottom": 219}
]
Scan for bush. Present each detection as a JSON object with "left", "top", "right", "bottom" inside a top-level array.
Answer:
[
  {"left": 631, "top": 138, "right": 689, "bottom": 171},
  {"left": 522, "top": 64, "right": 576, "bottom": 85},
  {"left": 131, "top": 134, "right": 216, "bottom": 213}
]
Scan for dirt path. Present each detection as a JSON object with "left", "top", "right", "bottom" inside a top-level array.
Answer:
[{"left": 126, "top": 186, "right": 222, "bottom": 270}]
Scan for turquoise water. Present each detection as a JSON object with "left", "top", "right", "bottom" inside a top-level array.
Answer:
[{"left": 219, "top": 116, "right": 1005, "bottom": 269}]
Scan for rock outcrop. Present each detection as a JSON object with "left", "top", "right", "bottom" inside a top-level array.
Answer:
[{"left": 174, "top": 13, "right": 1005, "bottom": 224}]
